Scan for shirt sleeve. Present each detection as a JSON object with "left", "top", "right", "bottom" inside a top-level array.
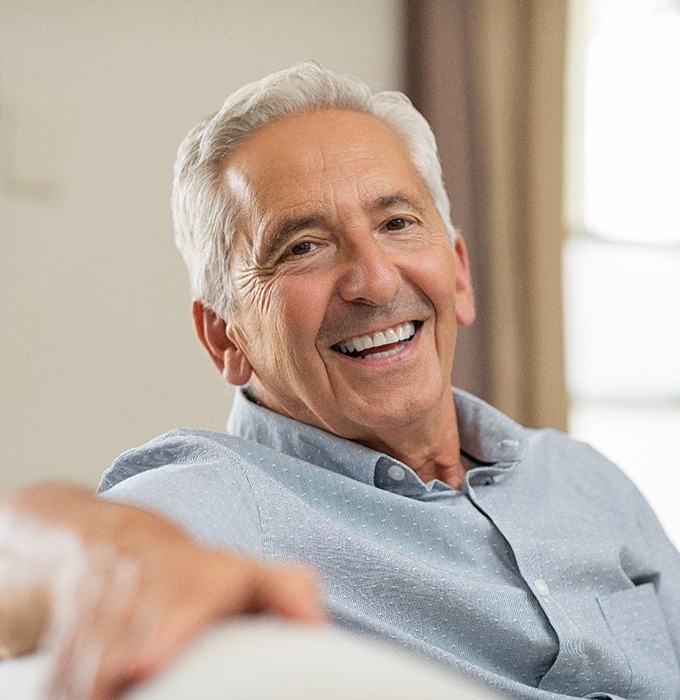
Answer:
[
  {"left": 631, "top": 485, "right": 680, "bottom": 657},
  {"left": 98, "top": 429, "right": 264, "bottom": 555}
]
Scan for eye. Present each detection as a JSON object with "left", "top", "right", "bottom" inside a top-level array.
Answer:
[
  {"left": 385, "top": 218, "right": 410, "bottom": 231},
  {"left": 288, "top": 240, "right": 317, "bottom": 256}
]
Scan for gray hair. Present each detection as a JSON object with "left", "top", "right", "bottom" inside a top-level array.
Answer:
[{"left": 172, "top": 62, "right": 455, "bottom": 317}]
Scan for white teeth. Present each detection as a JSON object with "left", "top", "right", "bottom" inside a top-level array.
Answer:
[{"left": 336, "top": 321, "right": 417, "bottom": 355}]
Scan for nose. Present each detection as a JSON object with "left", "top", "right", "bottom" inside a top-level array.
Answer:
[{"left": 336, "top": 236, "right": 401, "bottom": 306}]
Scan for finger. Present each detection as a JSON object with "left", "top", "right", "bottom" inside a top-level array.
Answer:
[
  {"left": 46, "top": 554, "right": 144, "bottom": 700},
  {"left": 0, "top": 586, "right": 50, "bottom": 658},
  {"left": 247, "top": 564, "right": 327, "bottom": 624},
  {"left": 46, "top": 567, "right": 107, "bottom": 700},
  {"left": 124, "top": 555, "right": 326, "bottom": 683}
]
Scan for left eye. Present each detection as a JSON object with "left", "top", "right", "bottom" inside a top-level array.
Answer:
[{"left": 385, "top": 218, "right": 409, "bottom": 231}]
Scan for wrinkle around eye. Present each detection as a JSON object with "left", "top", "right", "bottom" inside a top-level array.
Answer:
[
  {"left": 270, "top": 238, "right": 332, "bottom": 273},
  {"left": 233, "top": 265, "right": 279, "bottom": 316}
]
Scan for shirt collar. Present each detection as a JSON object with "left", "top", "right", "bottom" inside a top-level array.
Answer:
[
  {"left": 453, "top": 388, "right": 528, "bottom": 465},
  {"left": 227, "top": 388, "right": 528, "bottom": 495},
  {"left": 227, "top": 389, "right": 381, "bottom": 486}
]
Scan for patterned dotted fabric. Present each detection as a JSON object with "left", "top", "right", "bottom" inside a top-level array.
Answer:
[{"left": 99, "top": 389, "right": 680, "bottom": 700}]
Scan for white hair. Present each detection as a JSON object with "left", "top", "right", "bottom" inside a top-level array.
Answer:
[{"left": 172, "top": 62, "right": 456, "bottom": 316}]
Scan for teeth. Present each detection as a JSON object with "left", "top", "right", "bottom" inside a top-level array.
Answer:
[{"left": 336, "top": 321, "right": 416, "bottom": 355}]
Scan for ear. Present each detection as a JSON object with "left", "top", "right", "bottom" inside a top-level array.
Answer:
[
  {"left": 453, "top": 236, "right": 476, "bottom": 327},
  {"left": 192, "top": 301, "right": 253, "bottom": 386}
]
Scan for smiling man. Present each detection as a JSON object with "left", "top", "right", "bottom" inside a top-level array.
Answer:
[
  {"left": 2, "top": 63, "right": 680, "bottom": 700},
  {"left": 196, "top": 107, "right": 474, "bottom": 488}
]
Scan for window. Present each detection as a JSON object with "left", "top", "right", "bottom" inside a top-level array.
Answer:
[{"left": 564, "top": 0, "right": 680, "bottom": 545}]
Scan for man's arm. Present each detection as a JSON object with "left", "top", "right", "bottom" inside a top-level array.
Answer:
[{"left": 0, "top": 483, "right": 324, "bottom": 699}]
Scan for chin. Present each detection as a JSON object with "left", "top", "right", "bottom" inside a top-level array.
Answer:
[{"left": 350, "top": 396, "right": 436, "bottom": 432}]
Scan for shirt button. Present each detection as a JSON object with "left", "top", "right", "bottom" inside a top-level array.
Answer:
[
  {"left": 387, "top": 465, "right": 406, "bottom": 481},
  {"left": 534, "top": 579, "right": 550, "bottom": 597}
]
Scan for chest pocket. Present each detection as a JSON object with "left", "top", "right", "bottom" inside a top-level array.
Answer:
[{"left": 597, "top": 583, "right": 680, "bottom": 699}]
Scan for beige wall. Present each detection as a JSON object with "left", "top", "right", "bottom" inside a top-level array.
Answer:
[{"left": 0, "top": 0, "right": 404, "bottom": 492}]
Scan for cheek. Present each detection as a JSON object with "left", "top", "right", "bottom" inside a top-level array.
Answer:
[
  {"left": 260, "top": 278, "right": 330, "bottom": 371},
  {"left": 276, "top": 278, "right": 328, "bottom": 343},
  {"left": 410, "top": 245, "right": 458, "bottom": 308}
]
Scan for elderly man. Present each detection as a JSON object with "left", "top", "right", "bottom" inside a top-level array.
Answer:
[{"left": 3, "top": 63, "right": 680, "bottom": 700}]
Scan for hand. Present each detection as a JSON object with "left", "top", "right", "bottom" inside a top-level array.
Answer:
[{"left": 0, "top": 484, "right": 325, "bottom": 699}]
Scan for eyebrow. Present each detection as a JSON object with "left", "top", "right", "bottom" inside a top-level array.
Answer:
[
  {"left": 259, "top": 214, "right": 327, "bottom": 262},
  {"left": 366, "top": 193, "right": 427, "bottom": 216}
]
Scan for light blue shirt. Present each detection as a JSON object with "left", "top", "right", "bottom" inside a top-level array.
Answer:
[{"left": 99, "top": 389, "right": 680, "bottom": 700}]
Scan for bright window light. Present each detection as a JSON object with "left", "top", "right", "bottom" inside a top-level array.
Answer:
[
  {"left": 565, "top": 0, "right": 680, "bottom": 547},
  {"left": 584, "top": 0, "right": 680, "bottom": 245}
]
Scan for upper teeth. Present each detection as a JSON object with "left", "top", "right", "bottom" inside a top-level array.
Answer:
[{"left": 336, "top": 321, "right": 416, "bottom": 354}]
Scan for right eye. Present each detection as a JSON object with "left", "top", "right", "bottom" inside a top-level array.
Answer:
[{"left": 289, "top": 240, "right": 317, "bottom": 256}]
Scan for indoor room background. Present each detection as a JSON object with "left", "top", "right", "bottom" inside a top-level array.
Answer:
[{"left": 2, "top": 1, "right": 678, "bottom": 543}]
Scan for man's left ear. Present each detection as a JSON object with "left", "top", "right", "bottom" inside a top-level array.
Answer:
[
  {"left": 192, "top": 301, "right": 253, "bottom": 386},
  {"left": 453, "top": 236, "right": 476, "bottom": 327}
]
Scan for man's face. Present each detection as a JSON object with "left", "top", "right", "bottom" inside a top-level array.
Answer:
[{"left": 218, "top": 108, "right": 474, "bottom": 444}]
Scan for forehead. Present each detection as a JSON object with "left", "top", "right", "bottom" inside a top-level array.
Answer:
[{"left": 220, "top": 109, "right": 430, "bottom": 234}]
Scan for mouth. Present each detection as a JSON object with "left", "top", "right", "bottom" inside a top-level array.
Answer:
[{"left": 331, "top": 321, "right": 421, "bottom": 360}]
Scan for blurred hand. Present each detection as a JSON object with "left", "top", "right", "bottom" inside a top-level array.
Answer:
[{"left": 0, "top": 484, "right": 325, "bottom": 699}]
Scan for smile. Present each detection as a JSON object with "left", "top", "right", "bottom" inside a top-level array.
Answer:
[{"left": 332, "top": 321, "right": 420, "bottom": 359}]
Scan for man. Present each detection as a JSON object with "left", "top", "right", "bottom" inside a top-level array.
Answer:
[{"left": 2, "top": 63, "right": 680, "bottom": 699}]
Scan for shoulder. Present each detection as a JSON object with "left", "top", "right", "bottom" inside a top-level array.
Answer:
[
  {"left": 98, "top": 428, "right": 276, "bottom": 492},
  {"left": 97, "top": 429, "right": 289, "bottom": 553},
  {"left": 524, "top": 426, "right": 625, "bottom": 480},
  {"left": 521, "top": 426, "right": 654, "bottom": 521}
]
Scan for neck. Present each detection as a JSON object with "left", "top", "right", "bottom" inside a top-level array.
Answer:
[
  {"left": 354, "top": 392, "right": 467, "bottom": 490},
  {"left": 244, "top": 383, "right": 467, "bottom": 490}
]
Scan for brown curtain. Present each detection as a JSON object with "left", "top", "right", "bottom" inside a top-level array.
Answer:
[{"left": 405, "top": 0, "right": 568, "bottom": 431}]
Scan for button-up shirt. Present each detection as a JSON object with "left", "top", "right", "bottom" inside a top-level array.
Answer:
[{"left": 100, "top": 389, "right": 680, "bottom": 699}]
